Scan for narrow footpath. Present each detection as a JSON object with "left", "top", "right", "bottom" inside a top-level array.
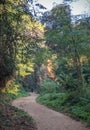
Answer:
[{"left": 12, "top": 93, "right": 89, "bottom": 130}]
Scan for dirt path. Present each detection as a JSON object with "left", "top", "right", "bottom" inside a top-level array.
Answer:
[{"left": 12, "top": 93, "right": 89, "bottom": 130}]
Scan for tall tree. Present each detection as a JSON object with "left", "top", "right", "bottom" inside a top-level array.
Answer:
[{"left": 0, "top": 0, "right": 38, "bottom": 88}]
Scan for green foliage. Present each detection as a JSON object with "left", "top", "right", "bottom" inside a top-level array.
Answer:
[
  {"left": 38, "top": 92, "right": 90, "bottom": 123},
  {"left": 37, "top": 93, "right": 68, "bottom": 111},
  {"left": 0, "top": 0, "right": 45, "bottom": 88},
  {"left": 46, "top": 2, "right": 90, "bottom": 93},
  {"left": 84, "top": 86, "right": 90, "bottom": 100},
  {"left": 58, "top": 73, "right": 78, "bottom": 91},
  {"left": 5, "top": 82, "right": 29, "bottom": 100},
  {"left": 71, "top": 98, "right": 90, "bottom": 123},
  {"left": 0, "top": 81, "right": 29, "bottom": 107},
  {"left": 39, "top": 78, "right": 59, "bottom": 94}
]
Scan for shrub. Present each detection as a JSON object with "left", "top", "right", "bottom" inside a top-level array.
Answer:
[
  {"left": 37, "top": 93, "right": 68, "bottom": 111},
  {"left": 39, "top": 78, "right": 59, "bottom": 94},
  {"left": 71, "top": 105, "right": 90, "bottom": 123},
  {"left": 5, "top": 81, "right": 29, "bottom": 100}
]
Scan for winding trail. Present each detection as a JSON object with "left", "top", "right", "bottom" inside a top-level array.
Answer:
[{"left": 12, "top": 93, "right": 89, "bottom": 130}]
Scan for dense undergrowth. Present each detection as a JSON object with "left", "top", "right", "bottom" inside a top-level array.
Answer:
[
  {"left": 37, "top": 78, "right": 90, "bottom": 125},
  {"left": 0, "top": 81, "right": 37, "bottom": 130}
]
